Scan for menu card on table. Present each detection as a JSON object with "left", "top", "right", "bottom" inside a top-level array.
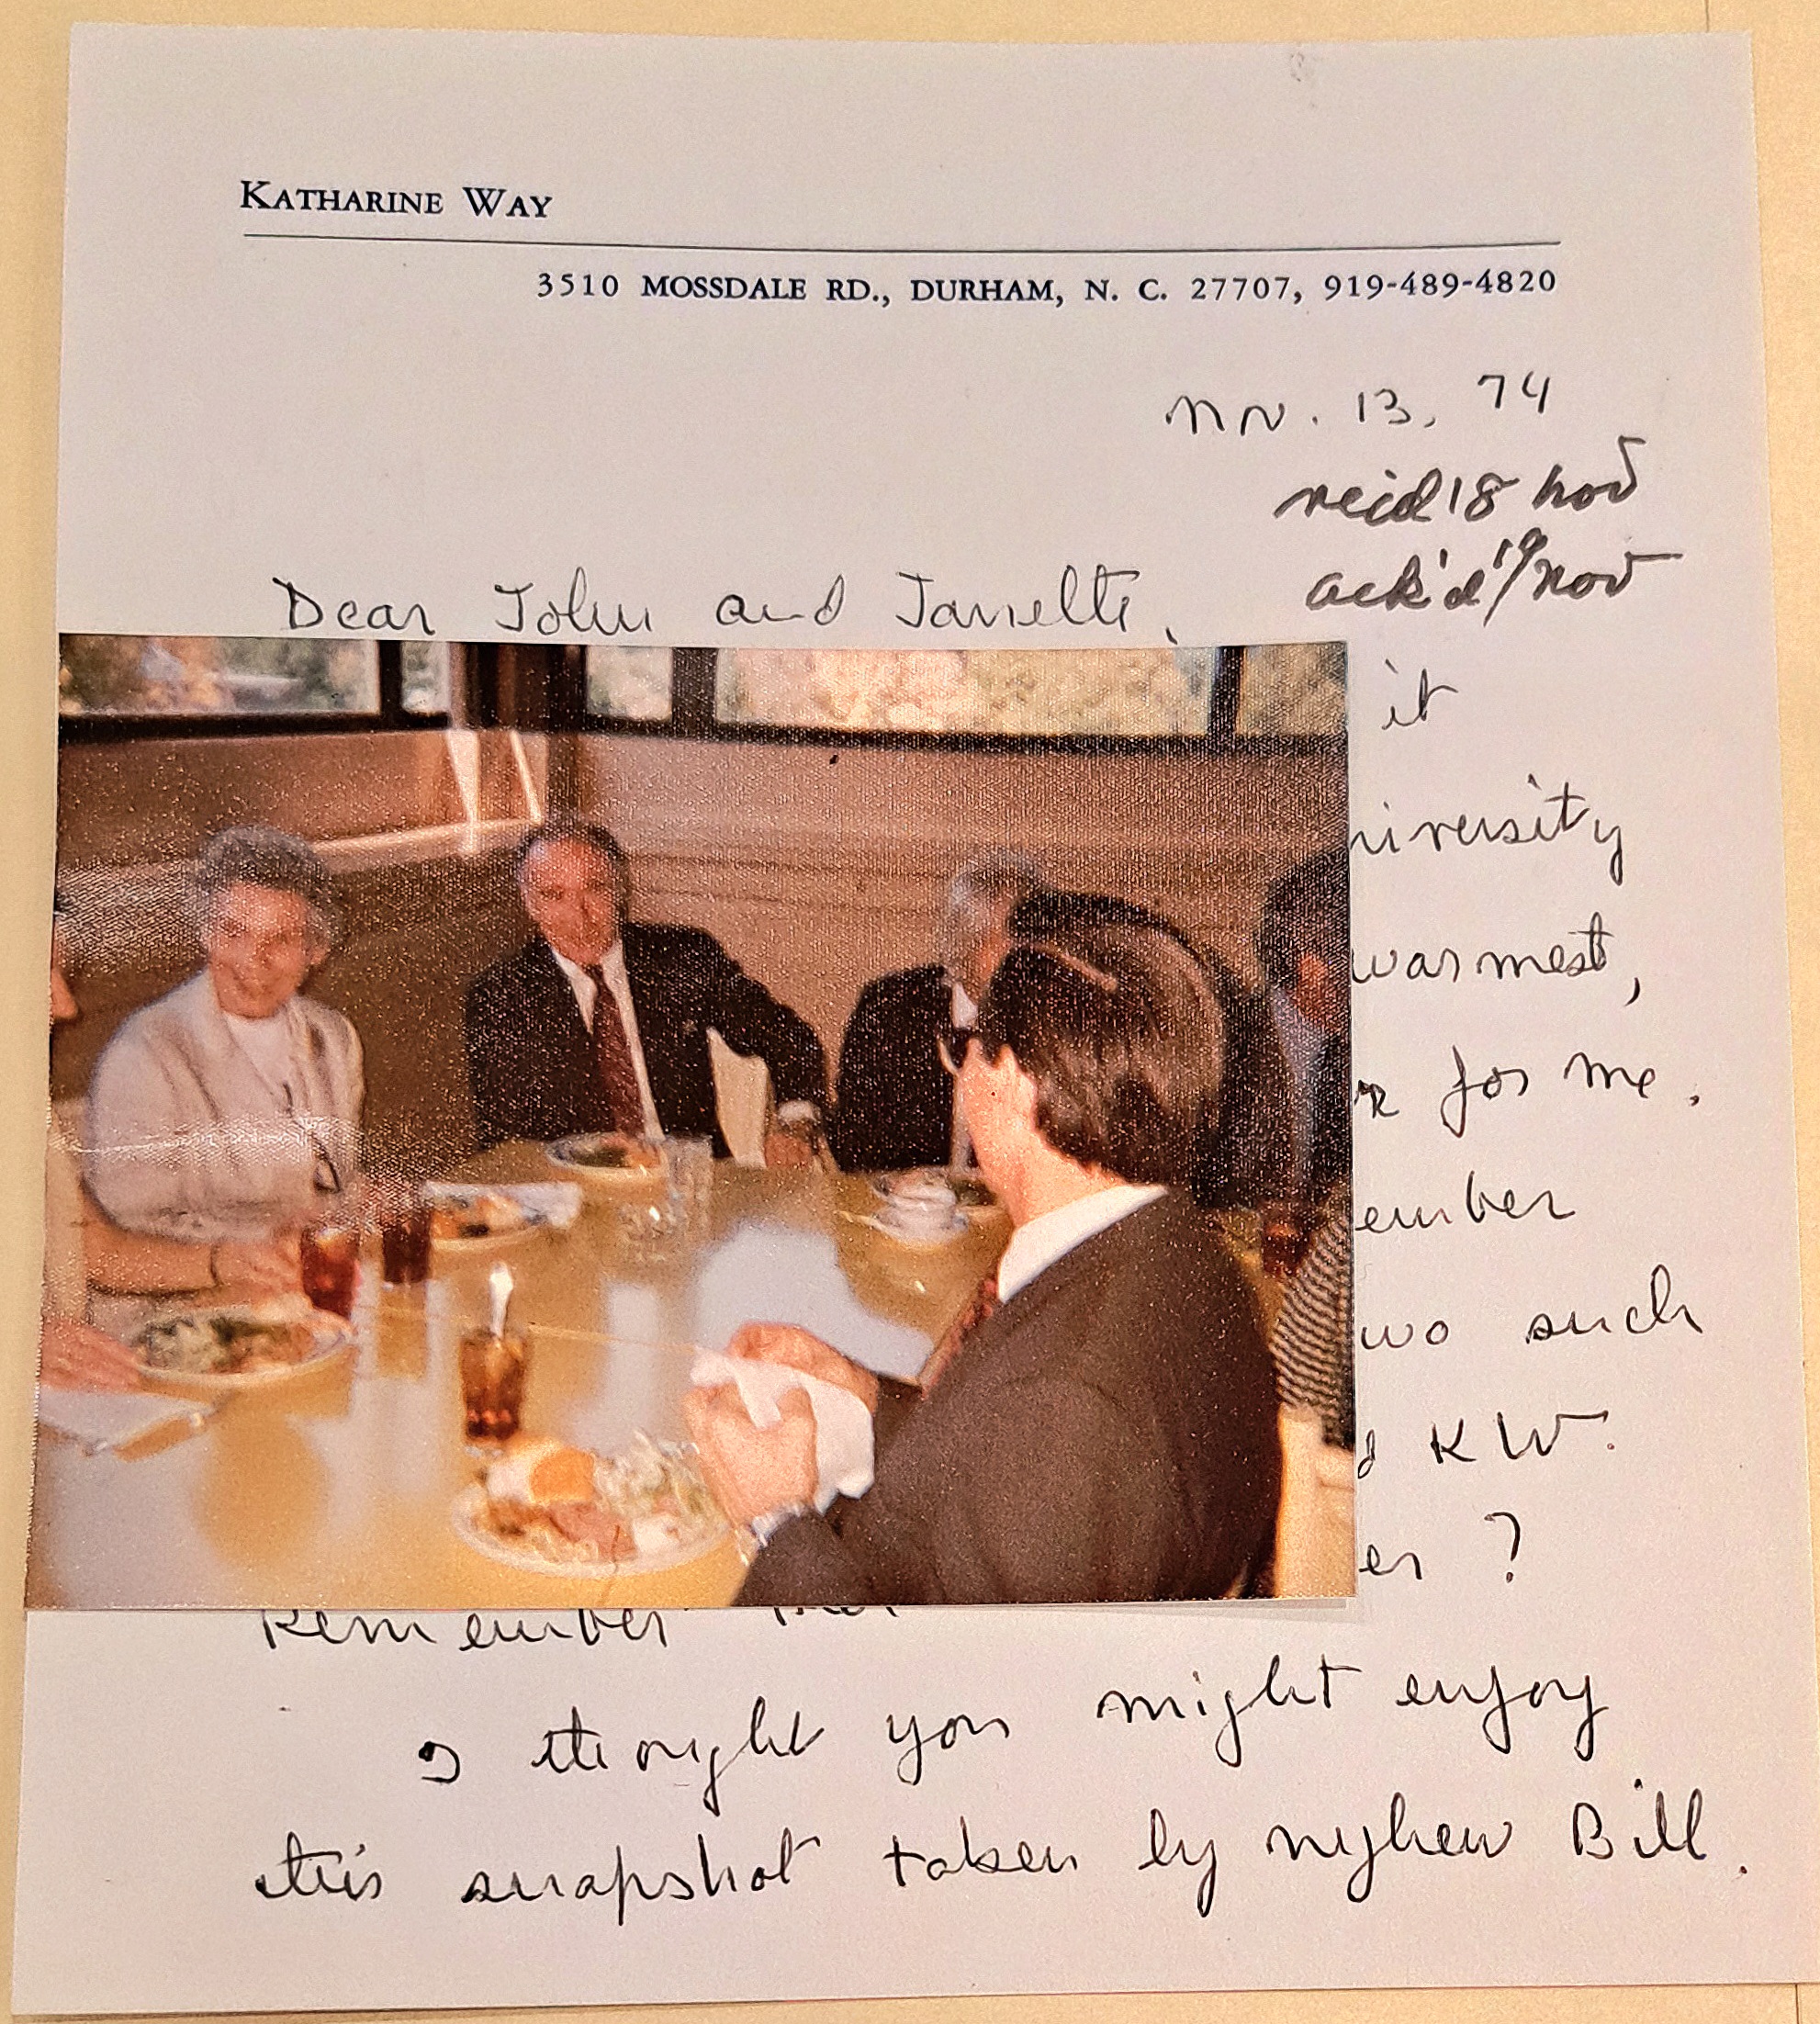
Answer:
[{"left": 12, "top": 26, "right": 1817, "bottom": 2013}]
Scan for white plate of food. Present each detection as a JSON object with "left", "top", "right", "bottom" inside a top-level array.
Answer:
[
  {"left": 451, "top": 1433, "right": 729, "bottom": 1577},
  {"left": 427, "top": 1186, "right": 550, "bottom": 1250},
  {"left": 132, "top": 1297, "right": 354, "bottom": 1395},
  {"left": 545, "top": 1132, "right": 668, "bottom": 1191}
]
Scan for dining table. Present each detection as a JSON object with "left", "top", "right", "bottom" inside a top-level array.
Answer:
[{"left": 25, "top": 1149, "right": 1012, "bottom": 1613}]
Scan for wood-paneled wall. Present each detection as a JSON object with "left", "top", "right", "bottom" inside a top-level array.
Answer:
[
  {"left": 582, "top": 737, "right": 1346, "bottom": 1046},
  {"left": 52, "top": 728, "right": 1344, "bottom": 1172}
]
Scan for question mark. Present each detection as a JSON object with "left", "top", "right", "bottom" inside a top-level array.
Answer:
[{"left": 1483, "top": 1510, "right": 1522, "bottom": 1580}]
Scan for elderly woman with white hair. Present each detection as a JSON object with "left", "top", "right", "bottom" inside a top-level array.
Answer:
[
  {"left": 84, "top": 826, "right": 364, "bottom": 1244},
  {"left": 43, "top": 910, "right": 298, "bottom": 1392}
]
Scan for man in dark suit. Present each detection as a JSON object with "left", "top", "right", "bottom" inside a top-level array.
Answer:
[
  {"left": 464, "top": 820, "right": 826, "bottom": 1158},
  {"left": 829, "top": 851, "right": 1045, "bottom": 1173},
  {"left": 1198, "top": 847, "right": 1351, "bottom": 1210},
  {"left": 686, "top": 913, "right": 1282, "bottom": 1605}
]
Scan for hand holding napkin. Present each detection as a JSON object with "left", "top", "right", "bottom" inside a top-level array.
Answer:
[{"left": 688, "top": 1349, "right": 874, "bottom": 1509}]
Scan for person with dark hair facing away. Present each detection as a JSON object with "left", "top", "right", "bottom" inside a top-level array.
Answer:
[
  {"left": 1004, "top": 883, "right": 1280, "bottom": 1212},
  {"left": 684, "top": 913, "right": 1282, "bottom": 1605},
  {"left": 464, "top": 818, "right": 827, "bottom": 1161},
  {"left": 830, "top": 849, "right": 1046, "bottom": 1173}
]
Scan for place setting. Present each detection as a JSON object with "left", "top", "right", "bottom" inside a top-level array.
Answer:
[
  {"left": 848, "top": 1169, "right": 996, "bottom": 1248},
  {"left": 449, "top": 1262, "right": 731, "bottom": 1580}
]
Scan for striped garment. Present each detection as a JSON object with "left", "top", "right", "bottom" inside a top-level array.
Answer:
[{"left": 1269, "top": 1186, "right": 1354, "bottom": 1449}]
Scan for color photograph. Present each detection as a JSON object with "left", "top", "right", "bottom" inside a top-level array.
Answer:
[{"left": 33, "top": 637, "right": 1351, "bottom": 1608}]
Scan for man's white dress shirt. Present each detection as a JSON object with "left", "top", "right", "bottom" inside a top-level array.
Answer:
[
  {"left": 948, "top": 978, "right": 978, "bottom": 1169},
  {"left": 1269, "top": 986, "right": 1327, "bottom": 1198},
  {"left": 550, "top": 940, "right": 663, "bottom": 1139},
  {"left": 994, "top": 1182, "right": 1166, "bottom": 1302}
]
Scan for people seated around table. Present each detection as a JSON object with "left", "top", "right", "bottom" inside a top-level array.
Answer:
[
  {"left": 44, "top": 914, "right": 299, "bottom": 1393},
  {"left": 829, "top": 849, "right": 1046, "bottom": 1173},
  {"left": 1197, "top": 847, "right": 1351, "bottom": 1211},
  {"left": 685, "top": 911, "right": 1283, "bottom": 1605},
  {"left": 84, "top": 826, "right": 364, "bottom": 1246},
  {"left": 464, "top": 818, "right": 828, "bottom": 1163}
]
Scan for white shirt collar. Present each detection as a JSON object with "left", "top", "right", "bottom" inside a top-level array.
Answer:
[
  {"left": 546, "top": 937, "right": 660, "bottom": 1137},
  {"left": 218, "top": 995, "right": 301, "bottom": 1095},
  {"left": 949, "top": 977, "right": 979, "bottom": 1028},
  {"left": 995, "top": 1182, "right": 1166, "bottom": 1303},
  {"left": 1270, "top": 984, "right": 1328, "bottom": 1085},
  {"left": 550, "top": 938, "right": 627, "bottom": 995}
]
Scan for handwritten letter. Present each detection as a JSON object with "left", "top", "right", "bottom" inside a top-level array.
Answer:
[{"left": 17, "top": 28, "right": 1818, "bottom": 2011}]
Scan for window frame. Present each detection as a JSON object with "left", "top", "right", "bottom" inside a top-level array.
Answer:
[
  {"left": 582, "top": 645, "right": 1343, "bottom": 755},
  {"left": 57, "top": 641, "right": 455, "bottom": 742},
  {"left": 57, "top": 640, "right": 1345, "bottom": 753}
]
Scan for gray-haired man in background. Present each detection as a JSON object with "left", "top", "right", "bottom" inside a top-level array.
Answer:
[{"left": 830, "top": 849, "right": 1046, "bottom": 1173}]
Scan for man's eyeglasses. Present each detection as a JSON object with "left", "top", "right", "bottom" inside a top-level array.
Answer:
[{"left": 937, "top": 1022, "right": 977, "bottom": 1078}]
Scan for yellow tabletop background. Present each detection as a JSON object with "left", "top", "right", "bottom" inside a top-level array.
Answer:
[
  {"left": 2, "top": 0, "right": 1815, "bottom": 2020},
  {"left": 25, "top": 1156, "right": 1009, "bottom": 1610}
]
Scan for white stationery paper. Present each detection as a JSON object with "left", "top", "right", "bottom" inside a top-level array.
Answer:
[{"left": 15, "top": 27, "right": 1819, "bottom": 2011}]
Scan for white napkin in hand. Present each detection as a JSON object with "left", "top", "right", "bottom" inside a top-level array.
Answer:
[{"left": 689, "top": 1351, "right": 875, "bottom": 1510}]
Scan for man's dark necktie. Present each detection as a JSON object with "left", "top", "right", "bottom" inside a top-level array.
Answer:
[
  {"left": 584, "top": 965, "right": 646, "bottom": 1135},
  {"left": 1306, "top": 1033, "right": 1350, "bottom": 1201},
  {"left": 916, "top": 1269, "right": 1000, "bottom": 1391}
]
